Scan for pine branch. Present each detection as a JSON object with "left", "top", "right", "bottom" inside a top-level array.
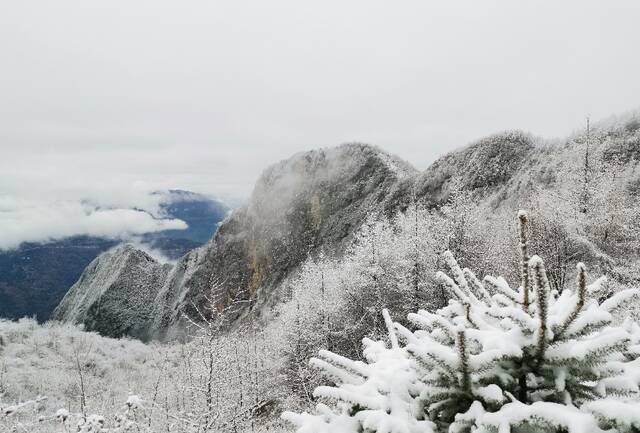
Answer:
[
  {"left": 483, "top": 275, "right": 522, "bottom": 305},
  {"left": 518, "top": 210, "right": 531, "bottom": 312},
  {"left": 442, "top": 250, "right": 478, "bottom": 303},
  {"left": 315, "top": 350, "right": 369, "bottom": 379},
  {"left": 555, "top": 263, "right": 588, "bottom": 339},
  {"left": 436, "top": 271, "right": 471, "bottom": 304},
  {"left": 457, "top": 328, "right": 471, "bottom": 392},
  {"left": 382, "top": 309, "right": 399, "bottom": 349},
  {"left": 530, "top": 255, "right": 550, "bottom": 363},
  {"left": 463, "top": 268, "right": 492, "bottom": 305}
]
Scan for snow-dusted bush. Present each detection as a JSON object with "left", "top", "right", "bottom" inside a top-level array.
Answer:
[
  {"left": 0, "top": 316, "right": 284, "bottom": 433},
  {"left": 0, "top": 319, "right": 164, "bottom": 432},
  {"left": 283, "top": 211, "right": 640, "bottom": 433}
]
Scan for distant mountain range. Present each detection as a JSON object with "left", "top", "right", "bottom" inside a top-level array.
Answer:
[{"left": 0, "top": 190, "right": 229, "bottom": 321}]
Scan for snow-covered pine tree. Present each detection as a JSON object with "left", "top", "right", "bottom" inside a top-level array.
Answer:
[{"left": 282, "top": 210, "right": 640, "bottom": 433}]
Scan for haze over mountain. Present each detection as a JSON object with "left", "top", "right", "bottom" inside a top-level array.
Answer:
[
  {"left": 5, "top": 109, "right": 640, "bottom": 433},
  {"left": 5, "top": 1, "right": 640, "bottom": 431},
  {"left": 3, "top": 2, "right": 640, "bottom": 254},
  {"left": 53, "top": 111, "right": 640, "bottom": 341}
]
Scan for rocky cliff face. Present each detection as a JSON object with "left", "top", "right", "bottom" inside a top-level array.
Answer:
[
  {"left": 54, "top": 143, "right": 417, "bottom": 340},
  {"left": 52, "top": 244, "right": 172, "bottom": 339},
  {"left": 53, "top": 115, "right": 640, "bottom": 341}
]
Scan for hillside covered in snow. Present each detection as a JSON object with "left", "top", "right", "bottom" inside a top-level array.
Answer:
[
  {"left": 55, "top": 114, "right": 640, "bottom": 341},
  {"left": 6, "top": 112, "right": 640, "bottom": 432},
  {"left": 53, "top": 144, "right": 418, "bottom": 340}
]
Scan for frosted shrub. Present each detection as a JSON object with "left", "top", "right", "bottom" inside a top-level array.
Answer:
[
  {"left": 282, "top": 211, "right": 640, "bottom": 433},
  {"left": 48, "top": 395, "right": 147, "bottom": 432},
  {"left": 0, "top": 315, "right": 284, "bottom": 433}
]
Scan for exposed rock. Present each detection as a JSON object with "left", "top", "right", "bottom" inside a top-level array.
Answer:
[
  {"left": 54, "top": 144, "right": 417, "bottom": 340},
  {"left": 53, "top": 117, "right": 640, "bottom": 340},
  {"left": 53, "top": 244, "right": 172, "bottom": 339}
]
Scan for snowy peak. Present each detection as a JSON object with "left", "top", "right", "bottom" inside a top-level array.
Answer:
[
  {"left": 415, "top": 130, "right": 537, "bottom": 204},
  {"left": 64, "top": 122, "right": 640, "bottom": 341},
  {"left": 256, "top": 143, "right": 415, "bottom": 183},
  {"left": 154, "top": 143, "right": 417, "bottom": 338},
  {"left": 249, "top": 143, "right": 416, "bottom": 230},
  {"left": 53, "top": 243, "right": 171, "bottom": 339},
  {"left": 54, "top": 144, "right": 416, "bottom": 340}
]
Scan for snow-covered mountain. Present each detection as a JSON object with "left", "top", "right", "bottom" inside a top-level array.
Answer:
[
  {"left": 53, "top": 144, "right": 417, "bottom": 340},
  {"left": 0, "top": 190, "right": 228, "bottom": 321},
  {"left": 51, "top": 244, "right": 172, "bottom": 339},
  {"left": 53, "top": 116, "right": 640, "bottom": 341}
]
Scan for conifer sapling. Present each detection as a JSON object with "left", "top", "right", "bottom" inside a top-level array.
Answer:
[{"left": 283, "top": 210, "right": 640, "bottom": 433}]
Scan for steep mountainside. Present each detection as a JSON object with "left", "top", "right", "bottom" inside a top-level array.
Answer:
[
  {"left": 54, "top": 144, "right": 417, "bottom": 340},
  {"left": 52, "top": 244, "right": 173, "bottom": 339},
  {"left": 0, "top": 190, "right": 228, "bottom": 321},
  {"left": 379, "top": 130, "right": 540, "bottom": 214},
  {"left": 415, "top": 130, "right": 537, "bottom": 202},
  {"left": 54, "top": 115, "right": 640, "bottom": 341},
  {"left": 415, "top": 119, "right": 640, "bottom": 209}
]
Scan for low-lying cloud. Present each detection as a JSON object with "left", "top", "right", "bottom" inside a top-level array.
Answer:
[
  {"left": 0, "top": 196, "right": 187, "bottom": 250},
  {"left": 3, "top": 1, "right": 640, "bottom": 250}
]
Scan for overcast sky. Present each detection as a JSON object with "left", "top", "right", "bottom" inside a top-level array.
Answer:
[{"left": 2, "top": 1, "right": 640, "bottom": 248}]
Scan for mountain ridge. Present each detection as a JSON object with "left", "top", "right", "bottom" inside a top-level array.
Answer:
[
  {"left": 54, "top": 143, "right": 419, "bottom": 340},
  {"left": 53, "top": 118, "right": 640, "bottom": 340}
]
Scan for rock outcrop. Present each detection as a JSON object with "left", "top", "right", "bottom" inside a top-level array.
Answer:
[
  {"left": 54, "top": 143, "right": 417, "bottom": 340},
  {"left": 53, "top": 244, "right": 172, "bottom": 339},
  {"left": 54, "top": 115, "right": 640, "bottom": 341}
]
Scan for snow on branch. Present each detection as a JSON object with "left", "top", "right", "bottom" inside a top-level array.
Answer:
[{"left": 284, "top": 210, "right": 640, "bottom": 433}]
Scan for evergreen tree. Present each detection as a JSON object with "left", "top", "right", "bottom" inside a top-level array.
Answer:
[{"left": 283, "top": 211, "right": 640, "bottom": 433}]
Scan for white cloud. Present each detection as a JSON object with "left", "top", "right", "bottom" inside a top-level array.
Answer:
[
  {"left": 0, "top": 196, "right": 187, "bottom": 250},
  {"left": 1, "top": 1, "right": 640, "bottom": 248},
  {"left": 130, "top": 239, "right": 179, "bottom": 265}
]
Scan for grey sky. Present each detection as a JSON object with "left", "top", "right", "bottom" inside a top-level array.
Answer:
[{"left": 1, "top": 1, "right": 640, "bottom": 248}]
